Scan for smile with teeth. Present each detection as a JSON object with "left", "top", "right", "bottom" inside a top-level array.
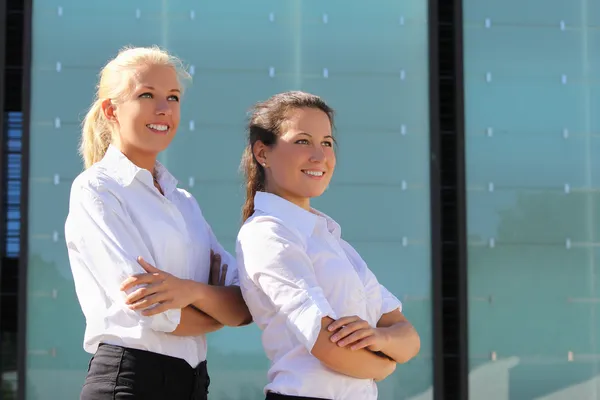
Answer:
[
  {"left": 302, "top": 170, "right": 325, "bottom": 177},
  {"left": 147, "top": 124, "right": 169, "bottom": 133}
]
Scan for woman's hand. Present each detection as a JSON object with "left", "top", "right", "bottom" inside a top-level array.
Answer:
[
  {"left": 209, "top": 250, "right": 228, "bottom": 286},
  {"left": 120, "top": 257, "right": 198, "bottom": 316},
  {"left": 328, "top": 316, "right": 390, "bottom": 352}
]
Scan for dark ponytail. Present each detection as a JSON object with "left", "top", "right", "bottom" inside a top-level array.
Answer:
[
  {"left": 240, "top": 91, "right": 334, "bottom": 222},
  {"left": 241, "top": 146, "right": 265, "bottom": 222}
]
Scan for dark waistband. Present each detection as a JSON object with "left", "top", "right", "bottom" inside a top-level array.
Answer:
[
  {"left": 97, "top": 343, "right": 207, "bottom": 376},
  {"left": 266, "top": 393, "right": 331, "bottom": 400}
]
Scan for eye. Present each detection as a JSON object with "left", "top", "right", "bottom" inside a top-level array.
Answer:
[
  {"left": 322, "top": 141, "right": 333, "bottom": 147},
  {"left": 295, "top": 139, "right": 310, "bottom": 145},
  {"left": 168, "top": 95, "right": 180, "bottom": 102},
  {"left": 139, "top": 92, "right": 153, "bottom": 98}
]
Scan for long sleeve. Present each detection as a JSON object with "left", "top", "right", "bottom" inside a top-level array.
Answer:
[
  {"left": 65, "top": 184, "right": 181, "bottom": 332},
  {"left": 237, "top": 217, "right": 337, "bottom": 352}
]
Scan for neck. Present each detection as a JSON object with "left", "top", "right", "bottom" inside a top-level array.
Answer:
[
  {"left": 264, "top": 186, "right": 310, "bottom": 211},
  {"left": 114, "top": 143, "right": 158, "bottom": 173}
]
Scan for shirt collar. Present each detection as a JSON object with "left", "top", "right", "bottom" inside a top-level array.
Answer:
[
  {"left": 253, "top": 192, "right": 341, "bottom": 238},
  {"left": 100, "top": 144, "right": 178, "bottom": 195}
]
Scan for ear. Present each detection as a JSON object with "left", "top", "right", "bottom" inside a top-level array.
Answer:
[
  {"left": 252, "top": 140, "right": 269, "bottom": 167},
  {"left": 101, "top": 99, "right": 117, "bottom": 121}
]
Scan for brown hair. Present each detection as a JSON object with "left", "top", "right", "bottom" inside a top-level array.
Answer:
[{"left": 240, "top": 91, "right": 335, "bottom": 222}]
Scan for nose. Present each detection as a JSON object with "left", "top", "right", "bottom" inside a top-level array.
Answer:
[
  {"left": 309, "top": 145, "right": 326, "bottom": 163},
  {"left": 155, "top": 99, "right": 172, "bottom": 116}
]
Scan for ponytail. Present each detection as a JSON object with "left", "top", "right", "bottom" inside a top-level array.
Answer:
[
  {"left": 80, "top": 100, "right": 111, "bottom": 169},
  {"left": 241, "top": 147, "right": 265, "bottom": 222}
]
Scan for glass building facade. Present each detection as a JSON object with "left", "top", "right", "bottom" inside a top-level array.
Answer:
[
  {"left": 23, "top": 1, "right": 432, "bottom": 399},
  {"left": 3, "top": 0, "right": 598, "bottom": 399},
  {"left": 464, "top": 0, "right": 600, "bottom": 398}
]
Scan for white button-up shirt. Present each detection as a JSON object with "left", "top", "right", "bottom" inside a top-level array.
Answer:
[
  {"left": 65, "top": 145, "right": 238, "bottom": 367},
  {"left": 236, "top": 192, "right": 402, "bottom": 400}
]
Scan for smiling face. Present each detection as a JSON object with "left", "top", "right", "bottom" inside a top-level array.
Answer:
[
  {"left": 103, "top": 63, "right": 181, "bottom": 162},
  {"left": 255, "top": 107, "right": 336, "bottom": 210}
]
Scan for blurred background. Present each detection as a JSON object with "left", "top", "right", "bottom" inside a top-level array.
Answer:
[{"left": 0, "top": 0, "right": 599, "bottom": 399}]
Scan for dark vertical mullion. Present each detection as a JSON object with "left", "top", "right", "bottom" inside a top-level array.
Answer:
[
  {"left": 453, "top": 1, "right": 469, "bottom": 399},
  {"left": 428, "top": 0, "right": 444, "bottom": 399},
  {"left": 16, "top": 0, "right": 32, "bottom": 398},
  {"left": 434, "top": 0, "right": 469, "bottom": 398}
]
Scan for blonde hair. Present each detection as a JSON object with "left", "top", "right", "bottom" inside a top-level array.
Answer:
[{"left": 80, "top": 45, "right": 191, "bottom": 169}]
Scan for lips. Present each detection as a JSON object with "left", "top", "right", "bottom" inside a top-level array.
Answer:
[
  {"left": 302, "top": 170, "right": 325, "bottom": 178},
  {"left": 146, "top": 123, "right": 170, "bottom": 134}
]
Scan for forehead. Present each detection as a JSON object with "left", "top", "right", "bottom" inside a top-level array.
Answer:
[
  {"left": 283, "top": 107, "right": 332, "bottom": 136},
  {"left": 132, "top": 64, "right": 179, "bottom": 89}
]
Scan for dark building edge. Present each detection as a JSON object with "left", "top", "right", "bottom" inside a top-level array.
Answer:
[
  {"left": 453, "top": 0, "right": 469, "bottom": 396},
  {"left": 430, "top": 0, "right": 469, "bottom": 399},
  {"left": 427, "top": 0, "right": 443, "bottom": 398},
  {"left": 0, "top": 11, "right": 6, "bottom": 397},
  {"left": 0, "top": 0, "right": 6, "bottom": 262},
  {"left": 16, "top": 0, "right": 32, "bottom": 398}
]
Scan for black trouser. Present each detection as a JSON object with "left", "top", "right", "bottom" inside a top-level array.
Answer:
[
  {"left": 80, "top": 343, "right": 210, "bottom": 400},
  {"left": 266, "top": 393, "right": 330, "bottom": 400}
]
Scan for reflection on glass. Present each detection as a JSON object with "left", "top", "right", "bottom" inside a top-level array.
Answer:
[
  {"left": 27, "top": 1, "right": 431, "bottom": 399},
  {"left": 464, "top": 0, "right": 600, "bottom": 399}
]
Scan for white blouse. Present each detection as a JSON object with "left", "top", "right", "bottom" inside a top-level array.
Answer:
[
  {"left": 64, "top": 144, "right": 238, "bottom": 367},
  {"left": 236, "top": 192, "right": 402, "bottom": 400}
]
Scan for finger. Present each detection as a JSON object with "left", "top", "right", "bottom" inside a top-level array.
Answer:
[
  {"left": 330, "top": 320, "right": 370, "bottom": 342},
  {"left": 142, "top": 301, "right": 173, "bottom": 316},
  {"left": 213, "top": 253, "right": 222, "bottom": 268},
  {"left": 351, "top": 336, "right": 377, "bottom": 351},
  {"left": 219, "top": 264, "right": 228, "bottom": 286},
  {"left": 210, "top": 255, "right": 220, "bottom": 286},
  {"left": 120, "top": 273, "right": 162, "bottom": 291},
  {"left": 138, "top": 257, "right": 161, "bottom": 273},
  {"left": 128, "top": 293, "right": 169, "bottom": 310},
  {"left": 328, "top": 316, "right": 361, "bottom": 332},
  {"left": 125, "top": 282, "right": 164, "bottom": 304},
  {"left": 338, "top": 329, "right": 374, "bottom": 348}
]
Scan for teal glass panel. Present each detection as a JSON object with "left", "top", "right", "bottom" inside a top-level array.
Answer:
[
  {"left": 27, "top": 1, "right": 432, "bottom": 399},
  {"left": 464, "top": 1, "right": 600, "bottom": 398}
]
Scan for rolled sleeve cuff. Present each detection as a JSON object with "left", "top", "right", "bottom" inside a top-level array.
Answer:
[
  {"left": 146, "top": 308, "right": 182, "bottom": 333},
  {"left": 285, "top": 289, "right": 337, "bottom": 352},
  {"left": 381, "top": 285, "right": 403, "bottom": 314}
]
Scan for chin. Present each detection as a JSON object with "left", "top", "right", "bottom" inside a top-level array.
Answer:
[
  {"left": 304, "top": 188, "right": 328, "bottom": 199},
  {"left": 145, "top": 141, "right": 171, "bottom": 154}
]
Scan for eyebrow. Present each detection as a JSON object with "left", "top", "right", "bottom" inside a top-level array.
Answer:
[
  {"left": 142, "top": 85, "right": 181, "bottom": 93},
  {"left": 298, "top": 132, "right": 334, "bottom": 140}
]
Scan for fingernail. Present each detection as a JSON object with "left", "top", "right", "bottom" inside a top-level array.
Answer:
[{"left": 331, "top": 335, "right": 337, "bottom": 341}]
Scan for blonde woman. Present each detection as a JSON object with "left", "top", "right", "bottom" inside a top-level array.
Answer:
[
  {"left": 236, "top": 91, "right": 420, "bottom": 400},
  {"left": 65, "top": 46, "right": 251, "bottom": 400}
]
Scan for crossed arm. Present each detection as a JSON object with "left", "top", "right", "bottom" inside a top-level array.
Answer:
[
  {"left": 121, "top": 253, "right": 252, "bottom": 334},
  {"left": 326, "top": 310, "right": 420, "bottom": 364},
  {"left": 236, "top": 219, "right": 420, "bottom": 382},
  {"left": 66, "top": 185, "right": 250, "bottom": 338}
]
